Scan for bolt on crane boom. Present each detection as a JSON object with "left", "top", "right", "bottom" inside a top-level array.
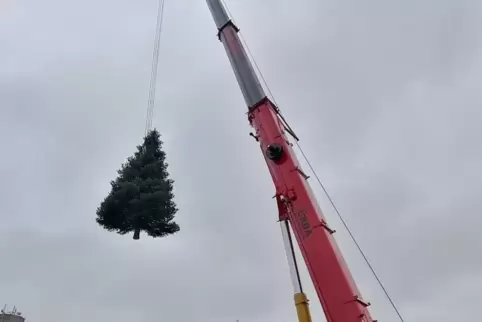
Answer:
[{"left": 206, "top": 1, "right": 375, "bottom": 322}]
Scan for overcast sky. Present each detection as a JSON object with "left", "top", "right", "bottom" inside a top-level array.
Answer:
[{"left": 1, "top": 0, "right": 482, "bottom": 321}]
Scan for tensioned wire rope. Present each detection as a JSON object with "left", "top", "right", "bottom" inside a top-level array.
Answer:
[{"left": 145, "top": 0, "right": 166, "bottom": 135}]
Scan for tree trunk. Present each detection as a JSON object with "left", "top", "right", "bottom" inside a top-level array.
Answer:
[{"left": 133, "top": 228, "right": 140, "bottom": 240}]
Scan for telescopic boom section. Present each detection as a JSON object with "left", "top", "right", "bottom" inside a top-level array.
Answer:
[{"left": 206, "top": 1, "right": 374, "bottom": 321}]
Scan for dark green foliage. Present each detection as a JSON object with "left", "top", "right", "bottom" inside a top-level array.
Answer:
[{"left": 96, "top": 129, "right": 180, "bottom": 240}]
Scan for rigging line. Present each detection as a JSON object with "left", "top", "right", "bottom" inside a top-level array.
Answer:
[
  {"left": 145, "top": 0, "right": 166, "bottom": 135},
  {"left": 294, "top": 144, "right": 405, "bottom": 322},
  {"left": 221, "top": 1, "right": 405, "bottom": 321}
]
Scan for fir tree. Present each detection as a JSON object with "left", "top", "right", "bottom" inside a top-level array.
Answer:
[{"left": 96, "top": 129, "right": 180, "bottom": 240}]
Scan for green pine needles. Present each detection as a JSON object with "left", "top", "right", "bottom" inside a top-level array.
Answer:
[{"left": 96, "top": 129, "right": 180, "bottom": 240}]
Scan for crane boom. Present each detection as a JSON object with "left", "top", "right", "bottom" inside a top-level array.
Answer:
[{"left": 206, "top": 1, "right": 375, "bottom": 321}]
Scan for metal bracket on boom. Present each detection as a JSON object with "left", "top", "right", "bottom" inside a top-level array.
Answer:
[
  {"left": 352, "top": 295, "right": 371, "bottom": 308},
  {"left": 216, "top": 19, "right": 240, "bottom": 40},
  {"left": 314, "top": 221, "right": 336, "bottom": 235},
  {"left": 294, "top": 166, "right": 310, "bottom": 180},
  {"left": 269, "top": 100, "right": 300, "bottom": 142}
]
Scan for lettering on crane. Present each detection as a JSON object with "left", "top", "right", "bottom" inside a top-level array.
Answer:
[{"left": 296, "top": 210, "right": 312, "bottom": 238}]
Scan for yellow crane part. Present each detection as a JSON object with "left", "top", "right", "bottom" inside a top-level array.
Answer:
[{"left": 294, "top": 292, "right": 312, "bottom": 322}]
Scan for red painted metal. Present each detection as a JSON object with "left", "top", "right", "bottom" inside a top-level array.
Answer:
[
  {"left": 206, "top": 0, "right": 376, "bottom": 320},
  {"left": 248, "top": 98, "right": 374, "bottom": 322}
]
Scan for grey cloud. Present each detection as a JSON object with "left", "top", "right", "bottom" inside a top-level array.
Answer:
[{"left": 2, "top": 0, "right": 482, "bottom": 321}]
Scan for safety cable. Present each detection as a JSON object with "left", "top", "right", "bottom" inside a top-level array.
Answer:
[
  {"left": 221, "top": 1, "right": 405, "bottom": 321},
  {"left": 292, "top": 143, "right": 406, "bottom": 322},
  {"left": 145, "top": 0, "right": 166, "bottom": 135}
]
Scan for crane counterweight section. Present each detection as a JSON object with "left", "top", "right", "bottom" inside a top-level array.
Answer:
[{"left": 206, "top": 1, "right": 375, "bottom": 321}]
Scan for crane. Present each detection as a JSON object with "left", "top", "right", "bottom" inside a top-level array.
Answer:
[{"left": 206, "top": 1, "right": 376, "bottom": 321}]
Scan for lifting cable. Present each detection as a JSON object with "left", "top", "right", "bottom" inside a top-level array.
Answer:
[
  {"left": 145, "top": 0, "right": 166, "bottom": 135},
  {"left": 221, "top": 1, "right": 405, "bottom": 321}
]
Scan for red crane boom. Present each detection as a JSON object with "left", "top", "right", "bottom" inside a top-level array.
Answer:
[{"left": 206, "top": 1, "right": 375, "bottom": 321}]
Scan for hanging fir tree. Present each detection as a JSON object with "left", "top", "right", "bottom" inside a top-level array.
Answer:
[{"left": 96, "top": 129, "right": 180, "bottom": 240}]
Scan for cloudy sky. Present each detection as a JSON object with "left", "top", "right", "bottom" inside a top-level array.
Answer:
[{"left": 1, "top": 0, "right": 482, "bottom": 321}]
